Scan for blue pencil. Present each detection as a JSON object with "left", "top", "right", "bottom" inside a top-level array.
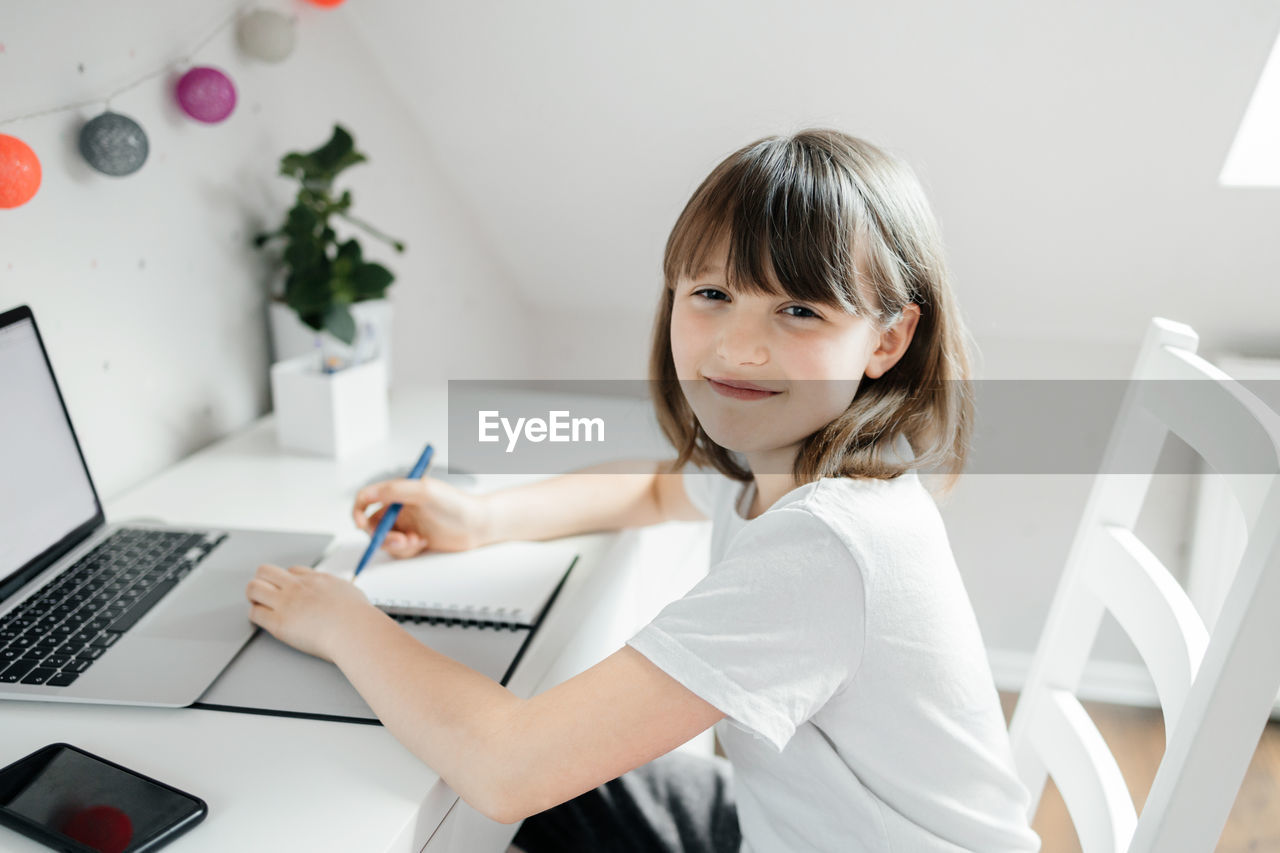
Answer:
[{"left": 353, "top": 443, "right": 434, "bottom": 578}]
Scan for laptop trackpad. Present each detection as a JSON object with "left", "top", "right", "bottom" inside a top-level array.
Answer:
[{"left": 137, "top": 569, "right": 254, "bottom": 642}]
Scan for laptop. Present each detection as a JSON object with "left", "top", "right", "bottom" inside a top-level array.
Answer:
[{"left": 0, "top": 304, "right": 333, "bottom": 706}]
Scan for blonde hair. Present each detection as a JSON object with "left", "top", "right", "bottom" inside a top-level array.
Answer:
[{"left": 648, "top": 128, "right": 975, "bottom": 492}]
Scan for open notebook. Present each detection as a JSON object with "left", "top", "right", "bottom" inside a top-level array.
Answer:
[
  {"left": 341, "top": 539, "right": 579, "bottom": 627},
  {"left": 194, "top": 540, "right": 579, "bottom": 724}
]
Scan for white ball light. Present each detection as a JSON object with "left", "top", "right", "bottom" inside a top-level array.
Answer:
[{"left": 236, "top": 10, "right": 297, "bottom": 63}]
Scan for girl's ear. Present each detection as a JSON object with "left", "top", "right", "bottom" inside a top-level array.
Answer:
[{"left": 864, "top": 303, "right": 921, "bottom": 379}]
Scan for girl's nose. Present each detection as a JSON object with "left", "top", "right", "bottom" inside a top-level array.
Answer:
[{"left": 715, "top": 310, "right": 769, "bottom": 366}]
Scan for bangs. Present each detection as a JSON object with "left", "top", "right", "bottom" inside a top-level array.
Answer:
[{"left": 663, "top": 135, "right": 872, "bottom": 315}]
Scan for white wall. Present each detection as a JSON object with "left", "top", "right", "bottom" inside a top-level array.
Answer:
[
  {"left": 0, "top": 0, "right": 534, "bottom": 502},
  {"left": 349, "top": 0, "right": 1280, "bottom": 375}
]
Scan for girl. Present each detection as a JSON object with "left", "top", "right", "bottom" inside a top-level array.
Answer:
[{"left": 246, "top": 129, "right": 1042, "bottom": 852}]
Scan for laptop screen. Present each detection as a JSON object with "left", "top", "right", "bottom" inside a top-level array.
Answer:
[{"left": 0, "top": 313, "right": 101, "bottom": 589}]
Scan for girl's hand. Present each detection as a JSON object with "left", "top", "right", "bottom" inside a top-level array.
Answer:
[
  {"left": 246, "top": 564, "right": 374, "bottom": 663},
  {"left": 352, "top": 476, "right": 493, "bottom": 558}
]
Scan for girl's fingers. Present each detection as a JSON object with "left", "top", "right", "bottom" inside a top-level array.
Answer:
[
  {"left": 353, "top": 479, "right": 423, "bottom": 516},
  {"left": 384, "top": 531, "right": 409, "bottom": 557},
  {"left": 354, "top": 506, "right": 380, "bottom": 533},
  {"left": 248, "top": 603, "right": 272, "bottom": 628},
  {"left": 256, "top": 563, "right": 290, "bottom": 585},
  {"left": 355, "top": 505, "right": 391, "bottom": 534},
  {"left": 246, "top": 578, "right": 278, "bottom": 609},
  {"left": 384, "top": 531, "right": 425, "bottom": 559}
]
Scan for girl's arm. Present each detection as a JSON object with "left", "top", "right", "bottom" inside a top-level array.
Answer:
[
  {"left": 479, "top": 458, "right": 706, "bottom": 544},
  {"left": 251, "top": 461, "right": 716, "bottom": 822},
  {"left": 332, "top": 610, "right": 724, "bottom": 824}
]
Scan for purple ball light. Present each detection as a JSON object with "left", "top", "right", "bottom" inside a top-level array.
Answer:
[{"left": 176, "top": 66, "right": 237, "bottom": 123}]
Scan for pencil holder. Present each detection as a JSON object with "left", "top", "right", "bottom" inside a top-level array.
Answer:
[{"left": 270, "top": 354, "right": 389, "bottom": 457}]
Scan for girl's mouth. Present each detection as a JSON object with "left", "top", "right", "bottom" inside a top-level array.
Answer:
[{"left": 706, "top": 377, "right": 782, "bottom": 401}]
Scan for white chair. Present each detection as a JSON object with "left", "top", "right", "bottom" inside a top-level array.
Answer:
[{"left": 1007, "top": 317, "right": 1280, "bottom": 852}]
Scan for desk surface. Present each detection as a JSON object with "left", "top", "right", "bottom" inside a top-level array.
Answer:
[{"left": 0, "top": 383, "right": 709, "bottom": 852}]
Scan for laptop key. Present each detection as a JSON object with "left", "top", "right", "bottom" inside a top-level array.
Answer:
[
  {"left": 1, "top": 661, "right": 38, "bottom": 682},
  {"left": 75, "top": 647, "right": 104, "bottom": 661},
  {"left": 47, "top": 671, "right": 80, "bottom": 687},
  {"left": 108, "top": 577, "right": 178, "bottom": 632},
  {"left": 64, "top": 659, "right": 91, "bottom": 673},
  {"left": 91, "top": 632, "right": 122, "bottom": 648},
  {"left": 20, "top": 667, "right": 56, "bottom": 685}
]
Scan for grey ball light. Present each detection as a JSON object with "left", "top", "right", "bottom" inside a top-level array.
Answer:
[
  {"left": 79, "top": 111, "right": 149, "bottom": 176},
  {"left": 236, "top": 10, "right": 297, "bottom": 63}
]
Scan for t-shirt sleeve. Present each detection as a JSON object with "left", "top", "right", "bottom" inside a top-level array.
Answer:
[{"left": 626, "top": 505, "right": 866, "bottom": 753}]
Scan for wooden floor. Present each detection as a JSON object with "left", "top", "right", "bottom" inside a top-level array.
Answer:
[{"left": 996, "top": 691, "right": 1280, "bottom": 852}]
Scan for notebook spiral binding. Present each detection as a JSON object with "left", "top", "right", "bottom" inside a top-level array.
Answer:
[{"left": 376, "top": 600, "right": 527, "bottom": 631}]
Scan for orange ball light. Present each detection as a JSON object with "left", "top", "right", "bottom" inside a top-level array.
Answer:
[
  {"left": 304, "top": 0, "right": 346, "bottom": 6},
  {"left": 0, "top": 134, "right": 41, "bottom": 209}
]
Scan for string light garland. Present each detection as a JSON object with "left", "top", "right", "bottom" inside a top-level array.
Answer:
[
  {"left": 0, "top": 0, "right": 342, "bottom": 207},
  {"left": 0, "top": 2, "right": 251, "bottom": 129}
]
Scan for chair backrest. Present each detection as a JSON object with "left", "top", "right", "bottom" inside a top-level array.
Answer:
[{"left": 1006, "top": 317, "right": 1280, "bottom": 853}]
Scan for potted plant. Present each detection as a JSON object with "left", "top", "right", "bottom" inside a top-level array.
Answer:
[
  {"left": 255, "top": 124, "right": 403, "bottom": 457},
  {"left": 254, "top": 123, "right": 405, "bottom": 376}
]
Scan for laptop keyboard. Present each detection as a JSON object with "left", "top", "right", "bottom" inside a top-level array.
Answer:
[{"left": 0, "top": 527, "right": 227, "bottom": 688}]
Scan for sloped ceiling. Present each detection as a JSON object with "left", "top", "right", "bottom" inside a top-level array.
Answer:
[{"left": 347, "top": 0, "right": 1280, "bottom": 373}]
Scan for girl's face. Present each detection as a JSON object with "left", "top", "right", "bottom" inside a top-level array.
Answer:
[{"left": 670, "top": 244, "right": 911, "bottom": 467}]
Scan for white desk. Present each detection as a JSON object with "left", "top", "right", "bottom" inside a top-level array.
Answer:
[{"left": 0, "top": 383, "right": 711, "bottom": 852}]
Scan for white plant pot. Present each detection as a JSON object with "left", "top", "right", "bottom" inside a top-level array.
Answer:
[
  {"left": 269, "top": 354, "right": 389, "bottom": 458},
  {"left": 268, "top": 298, "right": 393, "bottom": 387}
]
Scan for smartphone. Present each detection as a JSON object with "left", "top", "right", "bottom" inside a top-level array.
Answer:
[{"left": 0, "top": 743, "right": 206, "bottom": 853}]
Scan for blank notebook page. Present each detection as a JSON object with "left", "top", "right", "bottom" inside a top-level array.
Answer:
[{"left": 317, "top": 539, "right": 580, "bottom": 627}]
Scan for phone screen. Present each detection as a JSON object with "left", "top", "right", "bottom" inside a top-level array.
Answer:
[{"left": 0, "top": 744, "right": 205, "bottom": 853}]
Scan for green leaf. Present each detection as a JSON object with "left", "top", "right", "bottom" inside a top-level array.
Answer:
[
  {"left": 279, "top": 152, "right": 319, "bottom": 182},
  {"left": 297, "top": 311, "right": 325, "bottom": 333},
  {"left": 283, "top": 238, "right": 325, "bottom": 274},
  {"left": 336, "top": 238, "right": 361, "bottom": 266},
  {"left": 310, "top": 126, "right": 354, "bottom": 168},
  {"left": 307, "top": 125, "right": 367, "bottom": 182},
  {"left": 284, "top": 257, "right": 333, "bottom": 317},
  {"left": 352, "top": 262, "right": 394, "bottom": 300},
  {"left": 284, "top": 204, "right": 321, "bottom": 240},
  {"left": 323, "top": 302, "right": 357, "bottom": 345},
  {"left": 331, "top": 239, "right": 362, "bottom": 293}
]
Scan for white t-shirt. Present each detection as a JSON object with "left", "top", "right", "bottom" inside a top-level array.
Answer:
[{"left": 626, "top": 450, "right": 1042, "bottom": 852}]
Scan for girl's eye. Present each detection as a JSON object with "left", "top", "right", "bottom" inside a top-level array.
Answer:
[
  {"left": 783, "top": 305, "right": 821, "bottom": 319},
  {"left": 693, "top": 287, "right": 729, "bottom": 302}
]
